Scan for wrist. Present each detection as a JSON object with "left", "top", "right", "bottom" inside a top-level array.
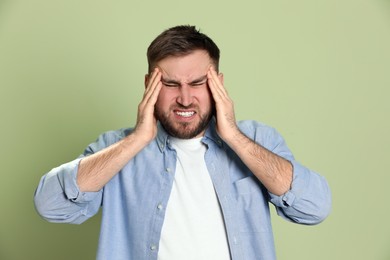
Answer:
[
  {"left": 124, "top": 130, "right": 154, "bottom": 151},
  {"left": 221, "top": 127, "right": 248, "bottom": 148},
  {"left": 132, "top": 126, "right": 156, "bottom": 144}
]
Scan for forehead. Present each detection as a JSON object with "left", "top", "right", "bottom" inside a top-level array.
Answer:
[{"left": 156, "top": 50, "right": 213, "bottom": 80}]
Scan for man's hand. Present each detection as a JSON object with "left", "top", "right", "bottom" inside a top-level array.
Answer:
[
  {"left": 207, "top": 67, "right": 240, "bottom": 143},
  {"left": 77, "top": 68, "right": 162, "bottom": 192},
  {"left": 208, "top": 67, "right": 292, "bottom": 195},
  {"left": 134, "top": 68, "right": 162, "bottom": 143}
]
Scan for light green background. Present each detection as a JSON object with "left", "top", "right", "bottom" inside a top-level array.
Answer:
[{"left": 1, "top": 0, "right": 389, "bottom": 259}]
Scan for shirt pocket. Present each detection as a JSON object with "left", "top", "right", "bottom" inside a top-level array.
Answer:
[{"left": 232, "top": 176, "right": 272, "bottom": 233}]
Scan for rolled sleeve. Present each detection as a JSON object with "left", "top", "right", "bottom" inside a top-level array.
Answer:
[
  {"left": 60, "top": 158, "right": 101, "bottom": 203},
  {"left": 269, "top": 160, "right": 331, "bottom": 225},
  {"left": 33, "top": 131, "right": 119, "bottom": 224},
  {"left": 238, "top": 120, "right": 332, "bottom": 225},
  {"left": 34, "top": 158, "right": 102, "bottom": 224}
]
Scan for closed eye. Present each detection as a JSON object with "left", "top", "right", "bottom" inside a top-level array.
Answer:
[
  {"left": 162, "top": 82, "right": 180, "bottom": 87},
  {"left": 161, "top": 75, "right": 207, "bottom": 88},
  {"left": 189, "top": 81, "right": 207, "bottom": 87}
]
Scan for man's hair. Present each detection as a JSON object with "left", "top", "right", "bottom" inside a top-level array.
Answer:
[{"left": 147, "top": 25, "right": 220, "bottom": 73}]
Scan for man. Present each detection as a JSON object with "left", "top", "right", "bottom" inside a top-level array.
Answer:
[{"left": 34, "top": 25, "right": 331, "bottom": 260}]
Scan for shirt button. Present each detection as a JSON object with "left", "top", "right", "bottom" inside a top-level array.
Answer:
[
  {"left": 160, "top": 144, "right": 164, "bottom": 150},
  {"left": 150, "top": 244, "right": 157, "bottom": 251},
  {"left": 166, "top": 167, "right": 171, "bottom": 173},
  {"left": 157, "top": 204, "right": 163, "bottom": 210}
]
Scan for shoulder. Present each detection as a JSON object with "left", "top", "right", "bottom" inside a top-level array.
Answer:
[
  {"left": 237, "top": 120, "right": 286, "bottom": 150},
  {"left": 98, "top": 127, "right": 135, "bottom": 144},
  {"left": 237, "top": 120, "right": 275, "bottom": 136},
  {"left": 83, "top": 127, "right": 135, "bottom": 155}
]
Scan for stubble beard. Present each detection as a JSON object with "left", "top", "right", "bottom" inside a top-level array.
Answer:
[{"left": 155, "top": 105, "right": 213, "bottom": 139}]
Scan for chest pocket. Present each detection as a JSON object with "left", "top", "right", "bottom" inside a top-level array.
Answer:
[{"left": 233, "top": 176, "right": 272, "bottom": 233}]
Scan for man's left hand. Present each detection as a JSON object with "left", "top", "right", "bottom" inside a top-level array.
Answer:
[{"left": 207, "top": 67, "right": 240, "bottom": 143}]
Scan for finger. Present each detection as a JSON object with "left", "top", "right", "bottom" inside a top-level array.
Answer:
[
  {"left": 208, "top": 69, "right": 227, "bottom": 101},
  {"left": 141, "top": 84, "right": 162, "bottom": 112},
  {"left": 144, "top": 68, "right": 161, "bottom": 97},
  {"left": 208, "top": 68, "right": 228, "bottom": 98},
  {"left": 207, "top": 70, "right": 221, "bottom": 101},
  {"left": 146, "top": 80, "right": 162, "bottom": 106},
  {"left": 143, "top": 69, "right": 162, "bottom": 102}
]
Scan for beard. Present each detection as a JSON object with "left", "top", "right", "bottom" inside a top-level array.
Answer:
[{"left": 155, "top": 105, "right": 214, "bottom": 139}]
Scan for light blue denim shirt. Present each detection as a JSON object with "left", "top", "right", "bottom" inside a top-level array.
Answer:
[{"left": 34, "top": 119, "right": 331, "bottom": 260}]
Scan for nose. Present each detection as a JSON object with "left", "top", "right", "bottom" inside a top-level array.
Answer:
[{"left": 176, "top": 85, "right": 193, "bottom": 107}]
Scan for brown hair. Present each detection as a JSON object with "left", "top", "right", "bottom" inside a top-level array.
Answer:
[{"left": 147, "top": 25, "right": 220, "bottom": 73}]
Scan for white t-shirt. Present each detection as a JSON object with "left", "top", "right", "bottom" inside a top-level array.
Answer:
[{"left": 158, "top": 137, "right": 231, "bottom": 260}]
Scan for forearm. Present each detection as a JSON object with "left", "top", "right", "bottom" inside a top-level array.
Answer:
[
  {"left": 207, "top": 69, "right": 292, "bottom": 195},
  {"left": 77, "top": 132, "right": 150, "bottom": 192},
  {"left": 34, "top": 158, "right": 102, "bottom": 224},
  {"left": 225, "top": 129, "right": 293, "bottom": 196},
  {"left": 269, "top": 160, "right": 331, "bottom": 224}
]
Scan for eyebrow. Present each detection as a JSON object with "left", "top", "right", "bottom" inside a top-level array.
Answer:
[
  {"left": 189, "top": 75, "right": 208, "bottom": 84},
  {"left": 161, "top": 75, "right": 208, "bottom": 85}
]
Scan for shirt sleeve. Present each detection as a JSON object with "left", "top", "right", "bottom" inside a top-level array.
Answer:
[
  {"left": 241, "top": 120, "right": 332, "bottom": 225},
  {"left": 33, "top": 131, "right": 116, "bottom": 224},
  {"left": 268, "top": 160, "right": 331, "bottom": 224}
]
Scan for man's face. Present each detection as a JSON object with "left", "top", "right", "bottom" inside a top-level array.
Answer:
[{"left": 148, "top": 50, "right": 221, "bottom": 139}]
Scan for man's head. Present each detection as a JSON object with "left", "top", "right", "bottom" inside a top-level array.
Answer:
[
  {"left": 145, "top": 25, "right": 223, "bottom": 139},
  {"left": 147, "top": 25, "right": 220, "bottom": 73}
]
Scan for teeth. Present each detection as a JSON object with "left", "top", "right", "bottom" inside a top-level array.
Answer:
[{"left": 176, "top": 111, "right": 195, "bottom": 117}]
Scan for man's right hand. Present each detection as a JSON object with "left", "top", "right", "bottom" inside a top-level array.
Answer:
[
  {"left": 77, "top": 68, "right": 162, "bottom": 192},
  {"left": 133, "top": 68, "right": 162, "bottom": 143}
]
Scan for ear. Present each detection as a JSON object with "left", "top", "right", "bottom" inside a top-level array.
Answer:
[{"left": 144, "top": 74, "right": 149, "bottom": 89}]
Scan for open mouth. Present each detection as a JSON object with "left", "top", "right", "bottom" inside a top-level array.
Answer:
[{"left": 175, "top": 110, "right": 196, "bottom": 118}]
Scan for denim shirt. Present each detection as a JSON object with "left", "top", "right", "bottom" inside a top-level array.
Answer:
[{"left": 34, "top": 119, "right": 331, "bottom": 260}]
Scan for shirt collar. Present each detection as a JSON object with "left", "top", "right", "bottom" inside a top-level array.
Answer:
[
  {"left": 202, "top": 117, "right": 224, "bottom": 147},
  {"left": 156, "top": 122, "right": 169, "bottom": 152},
  {"left": 155, "top": 117, "right": 224, "bottom": 153}
]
